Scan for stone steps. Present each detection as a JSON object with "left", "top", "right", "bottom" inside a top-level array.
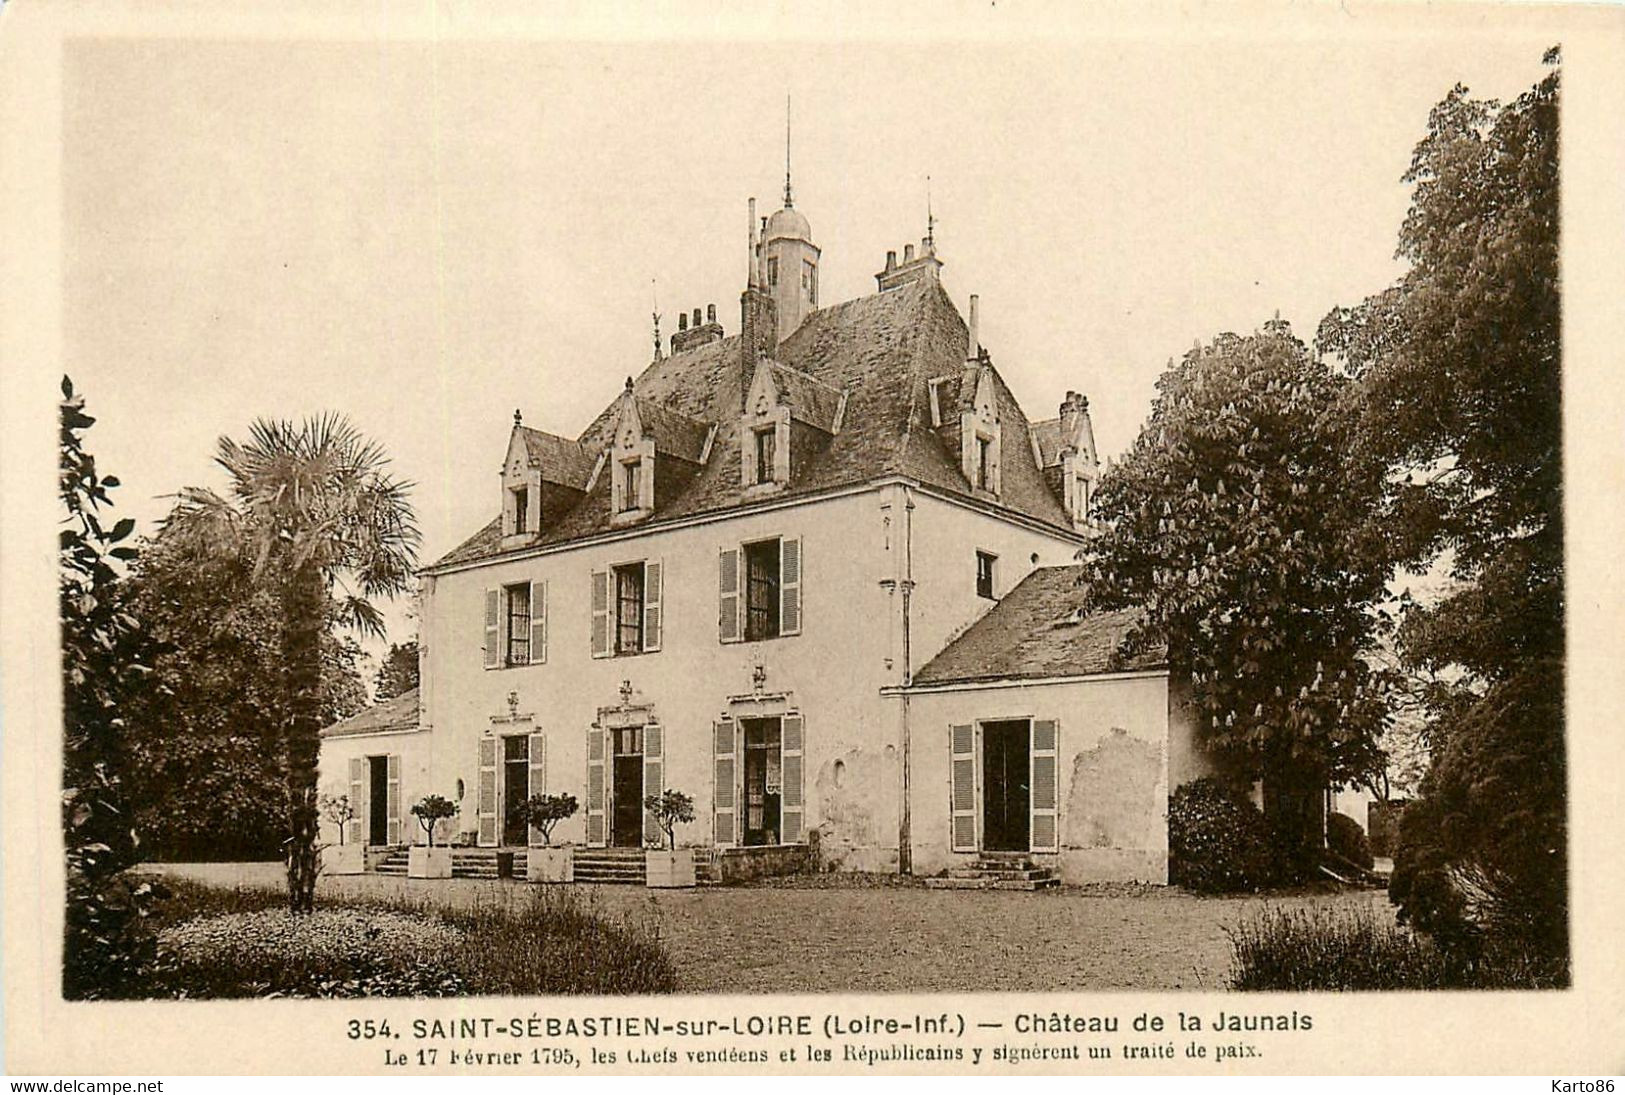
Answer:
[
  {"left": 574, "top": 849, "right": 647, "bottom": 885},
  {"left": 926, "top": 855, "right": 1059, "bottom": 891}
]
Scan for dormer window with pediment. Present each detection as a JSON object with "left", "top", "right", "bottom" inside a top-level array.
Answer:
[
  {"left": 609, "top": 392, "right": 657, "bottom": 526},
  {"left": 739, "top": 359, "right": 843, "bottom": 499},
  {"left": 960, "top": 362, "right": 1002, "bottom": 499},
  {"left": 500, "top": 412, "right": 594, "bottom": 549},
  {"left": 1033, "top": 390, "right": 1100, "bottom": 532}
]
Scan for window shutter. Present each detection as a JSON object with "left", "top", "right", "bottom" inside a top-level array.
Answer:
[
  {"left": 590, "top": 569, "right": 610, "bottom": 658},
  {"left": 780, "top": 536, "right": 802, "bottom": 636},
  {"left": 346, "top": 757, "right": 364, "bottom": 846},
  {"left": 484, "top": 589, "right": 501, "bottom": 669},
  {"left": 529, "top": 580, "right": 547, "bottom": 664},
  {"left": 643, "top": 560, "right": 663, "bottom": 652},
  {"left": 477, "top": 736, "right": 498, "bottom": 847},
  {"left": 527, "top": 731, "right": 547, "bottom": 846},
  {"left": 718, "top": 547, "right": 742, "bottom": 643},
  {"left": 386, "top": 753, "right": 403, "bottom": 845},
  {"left": 586, "top": 727, "right": 606, "bottom": 847},
  {"left": 713, "top": 717, "right": 737, "bottom": 846},
  {"left": 950, "top": 723, "right": 977, "bottom": 852},
  {"left": 781, "top": 713, "right": 805, "bottom": 844},
  {"left": 643, "top": 722, "right": 664, "bottom": 846},
  {"left": 1031, "top": 719, "right": 1059, "bottom": 853}
]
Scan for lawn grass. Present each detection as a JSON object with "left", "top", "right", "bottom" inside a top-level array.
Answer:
[{"left": 80, "top": 876, "right": 677, "bottom": 999}]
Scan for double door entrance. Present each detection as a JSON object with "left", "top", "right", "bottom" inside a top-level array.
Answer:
[
  {"left": 611, "top": 725, "right": 645, "bottom": 848},
  {"left": 981, "top": 719, "right": 1031, "bottom": 853}
]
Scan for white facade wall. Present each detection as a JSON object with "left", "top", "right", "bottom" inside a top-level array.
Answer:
[
  {"left": 315, "top": 728, "right": 433, "bottom": 847},
  {"left": 903, "top": 672, "right": 1189, "bottom": 884}
]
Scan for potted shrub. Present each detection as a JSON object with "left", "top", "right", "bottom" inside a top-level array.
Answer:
[
  {"left": 517, "top": 793, "right": 580, "bottom": 883},
  {"left": 407, "top": 794, "right": 459, "bottom": 879},
  {"left": 642, "top": 789, "right": 696, "bottom": 889},
  {"left": 318, "top": 793, "right": 364, "bottom": 875}
]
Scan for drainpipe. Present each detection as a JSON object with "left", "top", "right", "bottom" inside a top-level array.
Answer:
[{"left": 897, "top": 486, "right": 916, "bottom": 876}]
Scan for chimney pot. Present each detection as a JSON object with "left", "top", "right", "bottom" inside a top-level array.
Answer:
[
  {"left": 693, "top": 307, "right": 702, "bottom": 327},
  {"left": 904, "top": 243, "right": 915, "bottom": 262},
  {"left": 967, "top": 294, "right": 980, "bottom": 361},
  {"left": 886, "top": 250, "right": 897, "bottom": 271},
  {"left": 678, "top": 313, "right": 688, "bottom": 331},
  {"left": 707, "top": 303, "right": 716, "bottom": 324}
]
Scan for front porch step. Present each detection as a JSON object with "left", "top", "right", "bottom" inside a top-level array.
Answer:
[
  {"left": 369, "top": 847, "right": 531, "bottom": 879},
  {"left": 925, "top": 875, "right": 1060, "bottom": 891},
  {"left": 947, "top": 866, "right": 1051, "bottom": 881},
  {"left": 574, "top": 848, "right": 647, "bottom": 885}
]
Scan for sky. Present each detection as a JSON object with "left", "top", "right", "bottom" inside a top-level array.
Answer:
[{"left": 58, "top": 21, "right": 1557, "bottom": 676}]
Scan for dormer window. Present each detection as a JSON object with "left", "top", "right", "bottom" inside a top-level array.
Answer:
[
  {"left": 620, "top": 460, "right": 642, "bottom": 513},
  {"left": 976, "top": 437, "right": 992, "bottom": 491},
  {"left": 512, "top": 486, "right": 529, "bottom": 534},
  {"left": 960, "top": 363, "right": 1002, "bottom": 499},
  {"left": 754, "top": 427, "right": 777, "bottom": 486}
]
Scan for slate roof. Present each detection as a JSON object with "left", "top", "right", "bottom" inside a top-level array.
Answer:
[
  {"left": 430, "top": 278, "right": 1075, "bottom": 571},
  {"left": 319, "top": 687, "right": 421, "bottom": 739},
  {"left": 634, "top": 398, "right": 713, "bottom": 464},
  {"left": 770, "top": 363, "right": 845, "bottom": 432},
  {"left": 518, "top": 426, "right": 595, "bottom": 489},
  {"left": 912, "top": 566, "right": 1167, "bottom": 685},
  {"left": 1030, "top": 418, "right": 1065, "bottom": 467}
]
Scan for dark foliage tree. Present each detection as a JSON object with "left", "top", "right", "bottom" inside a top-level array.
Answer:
[
  {"left": 1318, "top": 53, "right": 1563, "bottom": 968},
  {"left": 121, "top": 532, "right": 369, "bottom": 861},
  {"left": 166, "top": 415, "right": 417, "bottom": 912},
  {"left": 373, "top": 640, "right": 420, "bottom": 700},
  {"left": 59, "top": 376, "right": 164, "bottom": 997},
  {"left": 1082, "top": 323, "right": 1393, "bottom": 877}
]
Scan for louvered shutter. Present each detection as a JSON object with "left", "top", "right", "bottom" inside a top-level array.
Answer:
[
  {"left": 780, "top": 536, "right": 802, "bottom": 636},
  {"left": 781, "top": 713, "right": 805, "bottom": 844},
  {"left": 718, "top": 547, "right": 741, "bottom": 643},
  {"left": 483, "top": 589, "right": 501, "bottom": 669},
  {"left": 590, "top": 569, "right": 610, "bottom": 658},
  {"left": 346, "top": 757, "right": 364, "bottom": 846},
  {"left": 586, "top": 727, "right": 606, "bottom": 846},
  {"left": 950, "top": 723, "right": 977, "bottom": 852},
  {"left": 529, "top": 580, "right": 547, "bottom": 664},
  {"left": 643, "top": 722, "right": 664, "bottom": 845},
  {"left": 1031, "top": 719, "right": 1059, "bottom": 853},
  {"left": 713, "top": 717, "right": 737, "bottom": 846},
  {"left": 386, "top": 753, "right": 402, "bottom": 845},
  {"left": 477, "top": 736, "right": 497, "bottom": 846},
  {"left": 527, "top": 731, "right": 547, "bottom": 846},
  {"left": 643, "top": 560, "right": 662, "bottom": 652}
]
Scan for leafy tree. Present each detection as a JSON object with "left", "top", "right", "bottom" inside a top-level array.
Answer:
[
  {"left": 120, "top": 531, "right": 369, "bottom": 861},
  {"left": 373, "top": 639, "right": 420, "bottom": 700},
  {"left": 1318, "top": 52, "right": 1563, "bottom": 970},
  {"left": 167, "top": 415, "right": 418, "bottom": 912},
  {"left": 514, "top": 793, "right": 579, "bottom": 847},
  {"left": 643, "top": 790, "right": 695, "bottom": 851},
  {"left": 59, "top": 376, "right": 163, "bottom": 997},
  {"left": 411, "top": 795, "right": 459, "bottom": 847},
  {"left": 1082, "top": 323, "right": 1392, "bottom": 877}
]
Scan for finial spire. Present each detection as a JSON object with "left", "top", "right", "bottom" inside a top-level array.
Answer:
[
  {"left": 783, "top": 94, "right": 793, "bottom": 208},
  {"left": 926, "top": 174, "right": 935, "bottom": 252},
  {"left": 514, "top": 408, "right": 522, "bottom": 426},
  {"left": 651, "top": 279, "right": 663, "bottom": 360}
]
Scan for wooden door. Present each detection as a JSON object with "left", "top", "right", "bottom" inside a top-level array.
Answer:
[
  {"left": 611, "top": 726, "right": 644, "bottom": 848},
  {"left": 981, "top": 720, "right": 1031, "bottom": 852}
]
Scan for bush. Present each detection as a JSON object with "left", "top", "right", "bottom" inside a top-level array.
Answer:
[
  {"left": 1389, "top": 660, "right": 1567, "bottom": 969},
  {"left": 1325, "top": 812, "right": 1373, "bottom": 871},
  {"left": 1227, "top": 903, "right": 1567, "bottom": 991},
  {"left": 1168, "top": 778, "right": 1277, "bottom": 893},
  {"left": 90, "top": 877, "right": 678, "bottom": 999}
]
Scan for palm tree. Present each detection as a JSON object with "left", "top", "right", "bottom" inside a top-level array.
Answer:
[{"left": 167, "top": 414, "right": 418, "bottom": 912}]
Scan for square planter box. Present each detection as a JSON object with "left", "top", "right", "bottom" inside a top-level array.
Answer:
[
  {"left": 646, "top": 848, "right": 695, "bottom": 889},
  {"left": 322, "top": 842, "right": 365, "bottom": 876},
  {"left": 527, "top": 846, "right": 574, "bottom": 884},
  {"left": 408, "top": 845, "right": 453, "bottom": 879}
]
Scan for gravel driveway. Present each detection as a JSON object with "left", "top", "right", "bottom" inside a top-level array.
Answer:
[{"left": 151, "top": 862, "right": 1391, "bottom": 994}]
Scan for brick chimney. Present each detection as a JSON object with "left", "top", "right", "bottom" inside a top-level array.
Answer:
[
  {"left": 740, "top": 198, "right": 779, "bottom": 410},
  {"left": 1059, "top": 391, "right": 1088, "bottom": 449},
  {"left": 875, "top": 234, "right": 943, "bottom": 292},
  {"left": 671, "top": 302, "right": 724, "bottom": 354}
]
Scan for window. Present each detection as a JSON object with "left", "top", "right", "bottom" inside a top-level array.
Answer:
[
  {"left": 976, "top": 436, "right": 992, "bottom": 491},
  {"left": 614, "top": 563, "right": 645, "bottom": 654},
  {"left": 1078, "top": 476, "right": 1091, "bottom": 521},
  {"left": 512, "top": 486, "right": 529, "bottom": 534},
  {"left": 806, "top": 261, "right": 818, "bottom": 305},
  {"left": 744, "top": 539, "right": 782, "bottom": 641},
  {"left": 976, "top": 551, "right": 997, "bottom": 600},
  {"left": 754, "top": 426, "right": 777, "bottom": 485},
  {"left": 767, "top": 256, "right": 779, "bottom": 287},
  {"left": 620, "top": 460, "right": 642, "bottom": 512},
  {"left": 742, "top": 718, "right": 783, "bottom": 846},
  {"left": 504, "top": 584, "right": 531, "bottom": 664}
]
